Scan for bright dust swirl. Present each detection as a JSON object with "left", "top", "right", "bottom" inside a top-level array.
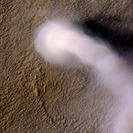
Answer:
[{"left": 34, "top": 19, "right": 133, "bottom": 133}]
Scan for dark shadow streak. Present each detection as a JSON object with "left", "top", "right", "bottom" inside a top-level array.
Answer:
[{"left": 75, "top": 18, "right": 133, "bottom": 56}]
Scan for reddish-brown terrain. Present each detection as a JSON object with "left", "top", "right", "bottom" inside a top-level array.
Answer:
[{"left": 1, "top": 0, "right": 133, "bottom": 133}]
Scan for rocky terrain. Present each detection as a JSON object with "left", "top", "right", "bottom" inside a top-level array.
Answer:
[{"left": 1, "top": 0, "right": 133, "bottom": 133}]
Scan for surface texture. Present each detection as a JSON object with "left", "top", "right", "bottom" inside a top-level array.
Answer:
[{"left": 1, "top": 0, "right": 133, "bottom": 133}]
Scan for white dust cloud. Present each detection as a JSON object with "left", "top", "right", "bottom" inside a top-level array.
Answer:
[{"left": 34, "top": 19, "right": 133, "bottom": 133}]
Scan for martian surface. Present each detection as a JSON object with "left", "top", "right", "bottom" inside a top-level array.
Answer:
[{"left": 1, "top": 0, "right": 133, "bottom": 133}]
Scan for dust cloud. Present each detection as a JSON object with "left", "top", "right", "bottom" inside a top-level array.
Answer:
[{"left": 34, "top": 19, "right": 133, "bottom": 133}]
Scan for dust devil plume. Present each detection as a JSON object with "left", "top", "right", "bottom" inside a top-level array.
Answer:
[{"left": 34, "top": 19, "right": 133, "bottom": 133}]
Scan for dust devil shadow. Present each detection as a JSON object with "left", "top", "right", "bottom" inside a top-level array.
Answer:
[{"left": 78, "top": 17, "right": 133, "bottom": 56}]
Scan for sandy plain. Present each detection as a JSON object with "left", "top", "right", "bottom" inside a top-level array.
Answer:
[{"left": 1, "top": 0, "right": 133, "bottom": 133}]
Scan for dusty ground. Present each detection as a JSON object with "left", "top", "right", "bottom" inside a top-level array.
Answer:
[{"left": 1, "top": 0, "right": 133, "bottom": 133}]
